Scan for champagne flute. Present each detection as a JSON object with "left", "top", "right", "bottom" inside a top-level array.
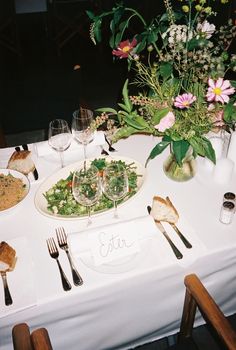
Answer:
[
  {"left": 72, "top": 163, "right": 101, "bottom": 225},
  {"left": 71, "top": 108, "right": 94, "bottom": 160},
  {"left": 102, "top": 163, "right": 129, "bottom": 219},
  {"left": 48, "top": 119, "right": 72, "bottom": 168}
]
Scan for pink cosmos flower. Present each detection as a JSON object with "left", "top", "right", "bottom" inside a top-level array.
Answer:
[
  {"left": 112, "top": 38, "right": 137, "bottom": 59},
  {"left": 174, "top": 93, "right": 196, "bottom": 109},
  {"left": 154, "top": 111, "right": 175, "bottom": 132},
  {"left": 206, "top": 78, "right": 235, "bottom": 104}
]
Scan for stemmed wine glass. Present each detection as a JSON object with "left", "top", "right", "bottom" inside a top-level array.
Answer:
[
  {"left": 48, "top": 119, "right": 72, "bottom": 168},
  {"left": 102, "top": 163, "right": 129, "bottom": 219},
  {"left": 71, "top": 108, "right": 95, "bottom": 160},
  {"left": 72, "top": 163, "right": 102, "bottom": 225}
]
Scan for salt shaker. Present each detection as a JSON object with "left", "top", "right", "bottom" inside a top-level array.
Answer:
[{"left": 219, "top": 201, "right": 235, "bottom": 224}]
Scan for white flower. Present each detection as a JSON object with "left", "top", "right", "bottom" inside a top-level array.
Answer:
[
  {"left": 168, "top": 37, "right": 175, "bottom": 44},
  {"left": 197, "top": 20, "right": 216, "bottom": 39},
  {"left": 176, "top": 34, "right": 182, "bottom": 41}
]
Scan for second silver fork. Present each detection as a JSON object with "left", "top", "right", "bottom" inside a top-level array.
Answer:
[
  {"left": 56, "top": 227, "right": 83, "bottom": 286},
  {"left": 46, "top": 237, "right": 72, "bottom": 291}
]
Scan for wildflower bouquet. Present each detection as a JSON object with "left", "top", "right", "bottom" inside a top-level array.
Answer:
[{"left": 87, "top": 0, "right": 236, "bottom": 166}]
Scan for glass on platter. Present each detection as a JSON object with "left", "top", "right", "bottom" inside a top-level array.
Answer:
[
  {"left": 71, "top": 108, "right": 94, "bottom": 160},
  {"left": 48, "top": 119, "right": 72, "bottom": 168},
  {"left": 72, "top": 163, "right": 102, "bottom": 225},
  {"left": 102, "top": 162, "right": 129, "bottom": 219}
]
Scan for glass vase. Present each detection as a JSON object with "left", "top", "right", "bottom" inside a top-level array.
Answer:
[{"left": 163, "top": 147, "right": 197, "bottom": 182}]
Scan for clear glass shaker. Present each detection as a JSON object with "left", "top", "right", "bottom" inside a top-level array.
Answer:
[{"left": 219, "top": 201, "right": 235, "bottom": 224}]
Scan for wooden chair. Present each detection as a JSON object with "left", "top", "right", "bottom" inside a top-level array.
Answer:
[
  {"left": 136, "top": 274, "right": 236, "bottom": 350},
  {"left": 175, "top": 273, "right": 236, "bottom": 349},
  {"left": 12, "top": 323, "right": 53, "bottom": 350}
]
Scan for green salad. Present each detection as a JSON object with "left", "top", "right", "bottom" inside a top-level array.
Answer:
[{"left": 44, "top": 158, "right": 140, "bottom": 216}]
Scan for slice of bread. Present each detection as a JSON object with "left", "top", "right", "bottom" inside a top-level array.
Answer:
[
  {"left": 0, "top": 241, "right": 16, "bottom": 271},
  {"left": 150, "top": 195, "right": 179, "bottom": 224},
  {"left": 7, "top": 150, "right": 35, "bottom": 175}
]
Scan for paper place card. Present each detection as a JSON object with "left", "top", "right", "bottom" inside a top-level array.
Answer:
[{"left": 89, "top": 227, "right": 141, "bottom": 266}]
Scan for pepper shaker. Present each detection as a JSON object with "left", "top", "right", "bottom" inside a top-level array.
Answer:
[{"left": 223, "top": 192, "right": 236, "bottom": 203}]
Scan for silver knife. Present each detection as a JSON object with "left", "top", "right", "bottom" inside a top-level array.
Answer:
[
  {"left": 155, "top": 221, "right": 183, "bottom": 260},
  {"left": 165, "top": 197, "right": 192, "bottom": 249},
  {"left": 169, "top": 223, "right": 192, "bottom": 248},
  {"left": 147, "top": 206, "right": 183, "bottom": 260}
]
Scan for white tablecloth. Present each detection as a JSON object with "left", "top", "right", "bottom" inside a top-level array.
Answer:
[{"left": 1, "top": 135, "right": 236, "bottom": 350}]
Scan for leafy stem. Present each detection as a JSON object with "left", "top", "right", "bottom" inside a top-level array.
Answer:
[{"left": 125, "top": 7, "right": 147, "bottom": 27}]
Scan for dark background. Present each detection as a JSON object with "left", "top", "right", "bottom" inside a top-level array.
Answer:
[{"left": 0, "top": 0, "right": 235, "bottom": 139}]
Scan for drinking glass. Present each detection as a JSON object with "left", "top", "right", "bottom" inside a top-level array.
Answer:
[
  {"left": 48, "top": 119, "right": 72, "bottom": 168},
  {"left": 72, "top": 163, "right": 101, "bottom": 225},
  {"left": 102, "top": 163, "right": 129, "bottom": 218},
  {"left": 71, "top": 108, "right": 94, "bottom": 160}
]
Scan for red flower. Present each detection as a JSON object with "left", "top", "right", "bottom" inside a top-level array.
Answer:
[{"left": 112, "top": 38, "right": 137, "bottom": 58}]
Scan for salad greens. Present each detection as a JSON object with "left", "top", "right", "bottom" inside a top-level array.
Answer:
[{"left": 44, "top": 158, "right": 140, "bottom": 216}]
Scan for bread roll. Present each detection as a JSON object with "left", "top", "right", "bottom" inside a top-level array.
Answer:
[
  {"left": 150, "top": 195, "right": 179, "bottom": 224},
  {"left": 7, "top": 150, "right": 35, "bottom": 175},
  {"left": 0, "top": 241, "right": 16, "bottom": 271}
]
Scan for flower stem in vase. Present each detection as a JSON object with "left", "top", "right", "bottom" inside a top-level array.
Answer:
[{"left": 163, "top": 149, "right": 196, "bottom": 182}]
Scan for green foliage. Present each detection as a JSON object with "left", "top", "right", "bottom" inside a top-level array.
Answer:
[
  {"left": 172, "top": 140, "right": 190, "bottom": 165},
  {"left": 189, "top": 136, "right": 216, "bottom": 163},
  {"left": 160, "top": 62, "right": 173, "bottom": 80},
  {"left": 145, "top": 138, "right": 171, "bottom": 166},
  {"left": 89, "top": 1, "right": 235, "bottom": 166}
]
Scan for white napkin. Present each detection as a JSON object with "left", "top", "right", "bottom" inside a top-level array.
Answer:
[
  {"left": 34, "top": 131, "right": 105, "bottom": 157},
  {"left": 68, "top": 215, "right": 207, "bottom": 273},
  {"left": 0, "top": 237, "right": 36, "bottom": 317},
  {"left": 157, "top": 218, "right": 207, "bottom": 267}
]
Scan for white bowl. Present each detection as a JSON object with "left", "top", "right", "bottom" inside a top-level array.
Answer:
[{"left": 0, "top": 169, "right": 30, "bottom": 214}]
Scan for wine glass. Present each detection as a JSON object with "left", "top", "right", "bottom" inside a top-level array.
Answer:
[
  {"left": 72, "top": 163, "right": 102, "bottom": 225},
  {"left": 102, "top": 163, "right": 129, "bottom": 219},
  {"left": 48, "top": 119, "right": 72, "bottom": 168},
  {"left": 71, "top": 108, "right": 95, "bottom": 160}
]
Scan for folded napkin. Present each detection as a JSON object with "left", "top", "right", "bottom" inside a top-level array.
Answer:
[
  {"left": 157, "top": 218, "right": 207, "bottom": 268},
  {"left": 68, "top": 215, "right": 207, "bottom": 273},
  {"left": 34, "top": 131, "right": 105, "bottom": 157},
  {"left": 0, "top": 236, "right": 36, "bottom": 317}
]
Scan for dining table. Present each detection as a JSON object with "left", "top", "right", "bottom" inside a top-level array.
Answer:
[{"left": 1, "top": 133, "right": 236, "bottom": 350}]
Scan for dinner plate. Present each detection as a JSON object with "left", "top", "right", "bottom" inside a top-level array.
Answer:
[
  {"left": 0, "top": 169, "right": 30, "bottom": 215},
  {"left": 34, "top": 156, "right": 146, "bottom": 220}
]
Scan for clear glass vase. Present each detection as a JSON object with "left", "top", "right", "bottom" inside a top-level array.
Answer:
[{"left": 163, "top": 147, "right": 197, "bottom": 182}]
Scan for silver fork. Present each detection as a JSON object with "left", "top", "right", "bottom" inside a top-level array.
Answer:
[
  {"left": 46, "top": 237, "right": 72, "bottom": 291},
  {"left": 56, "top": 228, "right": 83, "bottom": 286}
]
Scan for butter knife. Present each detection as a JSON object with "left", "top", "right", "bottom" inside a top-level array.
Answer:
[
  {"left": 165, "top": 197, "right": 192, "bottom": 249},
  {"left": 147, "top": 206, "right": 183, "bottom": 259},
  {"left": 22, "top": 144, "right": 39, "bottom": 180},
  {"left": 1, "top": 271, "right": 13, "bottom": 305},
  {"left": 169, "top": 223, "right": 192, "bottom": 248}
]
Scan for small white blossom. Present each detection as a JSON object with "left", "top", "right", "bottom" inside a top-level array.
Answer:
[{"left": 197, "top": 20, "right": 216, "bottom": 39}]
